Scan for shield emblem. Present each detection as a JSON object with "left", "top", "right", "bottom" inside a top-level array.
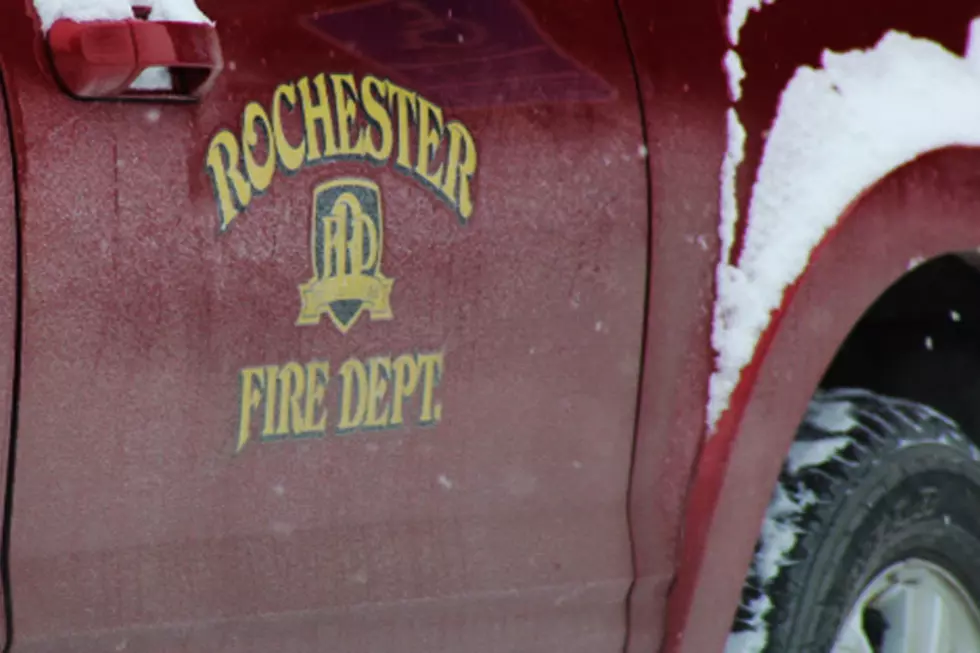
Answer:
[{"left": 296, "top": 178, "right": 394, "bottom": 332}]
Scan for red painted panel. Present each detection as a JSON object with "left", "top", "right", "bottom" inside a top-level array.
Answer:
[
  {"left": 617, "top": 1, "right": 728, "bottom": 651},
  {"left": 0, "top": 1, "right": 646, "bottom": 652},
  {"left": 303, "top": 0, "right": 614, "bottom": 108},
  {"left": 0, "top": 73, "right": 20, "bottom": 652}
]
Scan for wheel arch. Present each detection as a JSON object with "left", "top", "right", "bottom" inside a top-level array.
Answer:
[{"left": 663, "top": 145, "right": 980, "bottom": 653}]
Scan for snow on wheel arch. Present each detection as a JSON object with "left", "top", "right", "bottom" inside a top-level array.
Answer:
[{"left": 708, "top": 13, "right": 980, "bottom": 432}]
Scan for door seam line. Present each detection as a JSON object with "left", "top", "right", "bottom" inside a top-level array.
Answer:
[
  {"left": 612, "top": 2, "right": 655, "bottom": 653},
  {"left": 0, "top": 67, "right": 25, "bottom": 653}
]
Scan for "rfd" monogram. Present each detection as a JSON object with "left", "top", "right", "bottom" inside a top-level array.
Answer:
[{"left": 297, "top": 178, "right": 394, "bottom": 332}]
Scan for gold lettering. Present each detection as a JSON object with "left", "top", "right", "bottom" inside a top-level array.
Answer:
[
  {"left": 416, "top": 95, "right": 445, "bottom": 187},
  {"left": 390, "top": 353, "right": 420, "bottom": 426},
  {"left": 205, "top": 130, "right": 253, "bottom": 230},
  {"left": 387, "top": 82, "right": 417, "bottom": 172},
  {"left": 331, "top": 74, "right": 364, "bottom": 155},
  {"left": 272, "top": 82, "right": 306, "bottom": 172},
  {"left": 442, "top": 121, "right": 477, "bottom": 221},
  {"left": 365, "top": 356, "right": 392, "bottom": 427},
  {"left": 338, "top": 358, "right": 368, "bottom": 431},
  {"left": 361, "top": 76, "right": 393, "bottom": 163},
  {"left": 297, "top": 73, "right": 339, "bottom": 163},
  {"left": 237, "top": 366, "right": 265, "bottom": 453},
  {"left": 262, "top": 364, "right": 280, "bottom": 437},
  {"left": 236, "top": 349, "right": 445, "bottom": 448},
  {"left": 302, "top": 361, "right": 330, "bottom": 434},
  {"left": 418, "top": 352, "right": 444, "bottom": 423},
  {"left": 276, "top": 362, "right": 306, "bottom": 436},
  {"left": 242, "top": 102, "right": 276, "bottom": 194}
]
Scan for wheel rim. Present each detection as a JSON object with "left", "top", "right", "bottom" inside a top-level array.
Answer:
[{"left": 832, "top": 558, "right": 980, "bottom": 653}]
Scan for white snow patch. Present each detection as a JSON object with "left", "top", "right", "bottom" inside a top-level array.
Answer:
[
  {"left": 33, "top": 0, "right": 211, "bottom": 32},
  {"left": 34, "top": 0, "right": 132, "bottom": 27},
  {"left": 728, "top": 0, "right": 780, "bottom": 46},
  {"left": 755, "top": 484, "right": 814, "bottom": 580},
  {"left": 724, "top": 598, "right": 771, "bottom": 653},
  {"left": 709, "top": 22, "right": 980, "bottom": 431},
  {"left": 140, "top": 0, "right": 211, "bottom": 22},
  {"left": 725, "top": 50, "right": 747, "bottom": 101},
  {"left": 951, "top": 310, "right": 962, "bottom": 322},
  {"left": 719, "top": 108, "right": 747, "bottom": 264},
  {"left": 925, "top": 335, "right": 935, "bottom": 351},
  {"left": 786, "top": 437, "right": 850, "bottom": 474},
  {"left": 805, "top": 398, "right": 858, "bottom": 433},
  {"left": 130, "top": 67, "right": 172, "bottom": 92},
  {"left": 726, "top": 483, "right": 816, "bottom": 653}
]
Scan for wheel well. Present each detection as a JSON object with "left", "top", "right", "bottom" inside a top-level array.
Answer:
[{"left": 821, "top": 253, "right": 980, "bottom": 439}]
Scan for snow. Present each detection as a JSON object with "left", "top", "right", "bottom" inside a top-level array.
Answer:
[
  {"left": 951, "top": 310, "right": 962, "bottom": 322},
  {"left": 129, "top": 67, "right": 173, "bottom": 91},
  {"left": 804, "top": 396, "right": 858, "bottom": 433},
  {"left": 786, "top": 437, "right": 850, "bottom": 474},
  {"left": 726, "top": 483, "right": 817, "bottom": 653},
  {"left": 726, "top": 394, "right": 859, "bottom": 653},
  {"left": 728, "top": 0, "right": 781, "bottom": 46},
  {"left": 755, "top": 485, "right": 816, "bottom": 581},
  {"left": 724, "top": 596, "right": 771, "bottom": 653},
  {"left": 708, "top": 18, "right": 980, "bottom": 431},
  {"left": 728, "top": 457, "right": 842, "bottom": 649},
  {"left": 719, "top": 109, "right": 747, "bottom": 264},
  {"left": 33, "top": 0, "right": 211, "bottom": 31},
  {"left": 139, "top": 0, "right": 211, "bottom": 23},
  {"left": 725, "top": 51, "right": 747, "bottom": 101},
  {"left": 33, "top": 0, "right": 131, "bottom": 28}
]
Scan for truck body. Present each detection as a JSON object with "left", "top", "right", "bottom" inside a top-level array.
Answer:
[{"left": 0, "top": 1, "right": 976, "bottom": 652}]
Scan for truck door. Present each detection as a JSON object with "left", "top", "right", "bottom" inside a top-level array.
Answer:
[{"left": 1, "top": 2, "right": 648, "bottom": 652}]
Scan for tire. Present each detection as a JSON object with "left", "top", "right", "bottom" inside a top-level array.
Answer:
[{"left": 726, "top": 388, "right": 980, "bottom": 653}]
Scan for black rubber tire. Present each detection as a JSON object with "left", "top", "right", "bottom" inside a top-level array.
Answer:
[{"left": 728, "top": 388, "right": 980, "bottom": 652}]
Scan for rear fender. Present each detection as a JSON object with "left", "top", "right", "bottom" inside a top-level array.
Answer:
[{"left": 665, "top": 146, "right": 980, "bottom": 653}]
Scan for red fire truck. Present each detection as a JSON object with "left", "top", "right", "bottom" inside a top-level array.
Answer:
[{"left": 0, "top": 0, "right": 976, "bottom": 651}]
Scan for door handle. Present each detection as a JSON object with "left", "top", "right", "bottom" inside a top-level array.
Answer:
[{"left": 47, "top": 18, "right": 223, "bottom": 101}]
